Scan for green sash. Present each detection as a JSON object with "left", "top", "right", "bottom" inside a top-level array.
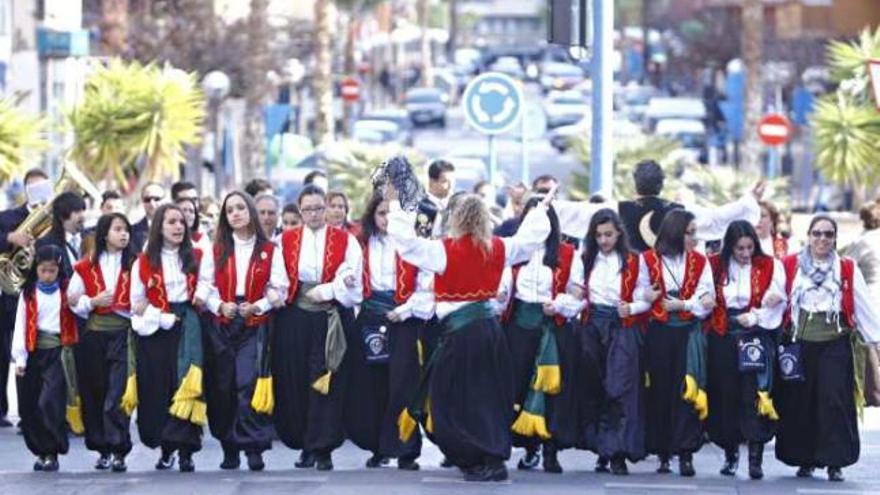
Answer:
[
  {"left": 510, "top": 302, "right": 561, "bottom": 440},
  {"left": 37, "top": 332, "right": 84, "bottom": 434},
  {"left": 167, "top": 303, "right": 207, "bottom": 426},
  {"left": 295, "top": 281, "right": 346, "bottom": 395}
]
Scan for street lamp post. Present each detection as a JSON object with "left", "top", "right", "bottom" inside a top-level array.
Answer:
[{"left": 202, "top": 70, "right": 231, "bottom": 198}]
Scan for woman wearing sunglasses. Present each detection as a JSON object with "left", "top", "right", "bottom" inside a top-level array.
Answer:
[{"left": 774, "top": 215, "right": 880, "bottom": 482}]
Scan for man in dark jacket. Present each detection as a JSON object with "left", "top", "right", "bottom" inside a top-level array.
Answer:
[
  {"left": 34, "top": 191, "right": 86, "bottom": 280},
  {"left": 131, "top": 182, "right": 166, "bottom": 252},
  {"left": 0, "top": 168, "right": 52, "bottom": 427}
]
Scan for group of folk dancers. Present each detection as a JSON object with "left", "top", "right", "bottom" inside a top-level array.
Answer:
[{"left": 5, "top": 161, "right": 880, "bottom": 483}]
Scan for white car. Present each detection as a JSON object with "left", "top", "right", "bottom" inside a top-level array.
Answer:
[
  {"left": 644, "top": 97, "right": 706, "bottom": 132},
  {"left": 655, "top": 118, "right": 708, "bottom": 163},
  {"left": 543, "top": 90, "right": 590, "bottom": 129},
  {"left": 548, "top": 117, "right": 641, "bottom": 153},
  {"left": 352, "top": 119, "right": 403, "bottom": 145},
  {"left": 539, "top": 62, "right": 585, "bottom": 94}
]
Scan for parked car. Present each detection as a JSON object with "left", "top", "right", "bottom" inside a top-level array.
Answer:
[
  {"left": 436, "top": 155, "right": 488, "bottom": 194},
  {"left": 352, "top": 119, "right": 404, "bottom": 145},
  {"left": 489, "top": 56, "right": 525, "bottom": 80},
  {"left": 644, "top": 97, "right": 706, "bottom": 132},
  {"left": 360, "top": 108, "right": 414, "bottom": 145},
  {"left": 548, "top": 116, "right": 642, "bottom": 153},
  {"left": 405, "top": 88, "right": 447, "bottom": 128},
  {"left": 539, "top": 62, "right": 585, "bottom": 94},
  {"left": 543, "top": 90, "right": 590, "bottom": 129},
  {"left": 655, "top": 118, "right": 708, "bottom": 163}
]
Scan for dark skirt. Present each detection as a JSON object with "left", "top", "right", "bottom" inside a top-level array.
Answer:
[
  {"left": 272, "top": 304, "right": 346, "bottom": 455},
  {"left": 135, "top": 319, "right": 202, "bottom": 453},
  {"left": 429, "top": 312, "right": 513, "bottom": 467},
  {"left": 343, "top": 306, "right": 391, "bottom": 454},
  {"left": 204, "top": 314, "right": 273, "bottom": 454},
  {"left": 706, "top": 330, "right": 777, "bottom": 450},
  {"left": 505, "top": 301, "right": 579, "bottom": 450},
  {"left": 576, "top": 307, "right": 645, "bottom": 461},
  {"left": 378, "top": 317, "right": 429, "bottom": 460},
  {"left": 75, "top": 327, "right": 132, "bottom": 456},
  {"left": 17, "top": 347, "right": 68, "bottom": 457},
  {"left": 775, "top": 334, "right": 859, "bottom": 468},
  {"left": 644, "top": 321, "right": 703, "bottom": 456}
]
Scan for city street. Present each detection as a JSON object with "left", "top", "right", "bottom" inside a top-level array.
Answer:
[{"left": 2, "top": 373, "right": 880, "bottom": 495}]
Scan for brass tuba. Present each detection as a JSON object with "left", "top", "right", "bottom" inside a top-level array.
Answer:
[{"left": 0, "top": 161, "right": 101, "bottom": 294}]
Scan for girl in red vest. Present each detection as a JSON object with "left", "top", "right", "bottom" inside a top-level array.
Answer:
[
  {"left": 640, "top": 209, "right": 716, "bottom": 477},
  {"left": 67, "top": 213, "right": 136, "bottom": 472},
  {"left": 130, "top": 204, "right": 214, "bottom": 473},
  {"left": 344, "top": 194, "right": 434, "bottom": 471},
  {"left": 775, "top": 215, "right": 880, "bottom": 482},
  {"left": 175, "top": 197, "right": 210, "bottom": 252},
  {"left": 705, "top": 220, "right": 787, "bottom": 480},
  {"left": 576, "top": 208, "right": 652, "bottom": 475},
  {"left": 388, "top": 190, "right": 552, "bottom": 482},
  {"left": 756, "top": 201, "right": 788, "bottom": 259},
  {"left": 11, "top": 245, "right": 78, "bottom": 472},
  {"left": 273, "top": 185, "right": 364, "bottom": 471},
  {"left": 499, "top": 197, "right": 581, "bottom": 474},
  {"left": 204, "top": 191, "right": 287, "bottom": 471}
]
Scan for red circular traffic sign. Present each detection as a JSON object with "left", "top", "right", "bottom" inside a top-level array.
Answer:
[
  {"left": 758, "top": 113, "right": 791, "bottom": 146},
  {"left": 341, "top": 77, "right": 360, "bottom": 102}
]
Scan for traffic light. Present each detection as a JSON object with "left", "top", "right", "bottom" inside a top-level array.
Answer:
[{"left": 548, "top": 0, "right": 590, "bottom": 50}]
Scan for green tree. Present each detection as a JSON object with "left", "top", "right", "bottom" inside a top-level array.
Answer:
[
  {"left": 0, "top": 97, "right": 47, "bottom": 184},
  {"left": 812, "top": 27, "right": 880, "bottom": 197}
]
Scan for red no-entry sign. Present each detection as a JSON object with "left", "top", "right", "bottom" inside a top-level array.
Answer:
[
  {"left": 341, "top": 77, "right": 360, "bottom": 103},
  {"left": 758, "top": 113, "right": 791, "bottom": 146}
]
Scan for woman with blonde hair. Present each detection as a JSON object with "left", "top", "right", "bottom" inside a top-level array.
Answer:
[{"left": 387, "top": 189, "right": 553, "bottom": 482}]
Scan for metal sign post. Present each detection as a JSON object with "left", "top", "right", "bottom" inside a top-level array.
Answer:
[{"left": 462, "top": 72, "right": 524, "bottom": 185}]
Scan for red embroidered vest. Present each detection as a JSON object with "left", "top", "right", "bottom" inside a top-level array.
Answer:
[
  {"left": 782, "top": 254, "right": 856, "bottom": 329},
  {"left": 773, "top": 236, "right": 788, "bottom": 259},
  {"left": 503, "top": 242, "right": 575, "bottom": 326},
  {"left": 24, "top": 286, "right": 78, "bottom": 352},
  {"left": 214, "top": 241, "right": 274, "bottom": 326},
  {"left": 580, "top": 251, "right": 642, "bottom": 328},
  {"left": 136, "top": 248, "right": 203, "bottom": 312},
  {"left": 361, "top": 238, "right": 418, "bottom": 304},
  {"left": 707, "top": 254, "right": 775, "bottom": 336},
  {"left": 280, "top": 226, "right": 349, "bottom": 303},
  {"left": 435, "top": 236, "right": 506, "bottom": 302},
  {"left": 73, "top": 256, "right": 131, "bottom": 315},
  {"left": 644, "top": 249, "right": 707, "bottom": 323}
]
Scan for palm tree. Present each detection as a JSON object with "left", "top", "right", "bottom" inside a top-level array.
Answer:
[
  {"left": 68, "top": 60, "right": 205, "bottom": 188},
  {"left": 811, "top": 27, "right": 880, "bottom": 198},
  {"left": 100, "top": 0, "right": 129, "bottom": 56},
  {"left": 313, "top": 0, "right": 336, "bottom": 144},
  {"left": 0, "top": 96, "right": 48, "bottom": 184},
  {"left": 241, "top": 0, "right": 272, "bottom": 179},
  {"left": 740, "top": 0, "right": 763, "bottom": 175}
]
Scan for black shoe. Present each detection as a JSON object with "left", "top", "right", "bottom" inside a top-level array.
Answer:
[
  {"left": 542, "top": 447, "right": 563, "bottom": 474},
  {"left": 398, "top": 457, "right": 420, "bottom": 471},
  {"left": 365, "top": 453, "right": 386, "bottom": 468},
  {"left": 828, "top": 467, "right": 844, "bottom": 482},
  {"left": 679, "top": 454, "right": 696, "bottom": 477},
  {"left": 178, "top": 453, "right": 195, "bottom": 473},
  {"left": 155, "top": 450, "right": 176, "bottom": 471},
  {"left": 517, "top": 448, "right": 540, "bottom": 470},
  {"left": 720, "top": 448, "right": 739, "bottom": 476},
  {"left": 0, "top": 417, "right": 12, "bottom": 427},
  {"left": 42, "top": 455, "right": 59, "bottom": 472},
  {"left": 220, "top": 447, "right": 240, "bottom": 470},
  {"left": 596, "top": 455, "right": 611, "bottom": 473},
  {"left": 464, "top": 462, "right": 507, "bottom": 482},
  {"left": 796, "top": 466, "right": 814, "bottom": 478},
  {"left": 316, "top": 454, "right": 333, "bottom": 471},
  {"left": 657, "top": 455, "right": 671, "bottom": 474},
  {"left": 95, "top": 453, "right": 112, "bottom": 471},
  {"left": 440, "top": 457, "right": 454, "bottom": 468},
  {"left": 33, "top": 457, "right": 44, "bottom": 472},
  {"left": 610, "top": 456, "right": 629, "bottom": 476},
  {"left": 247, "top": 452, "right": 265, "bottom": 472},
  {"left": 295, "top": 451, "right": 315, "bottom": 469},
  {"left": 748, "top": 443, "right": 763, "bottom": 480},
  {"left": 111, "top": 454, "right": 127, "bottom": 473}
]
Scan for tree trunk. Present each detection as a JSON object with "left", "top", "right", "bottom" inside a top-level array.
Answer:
[
  {"left": 342, "top": 3, "right": 362, "bottom": 137},
  {"left": 239, "top": 0, "right": 272, "bottom": 183},
  {"left": 417, "top": 0, "right": 431, "bottom": 87},
  {"left": 100, "top": 0, "right": 129, "bottom": 56},
  {"left": 447, "top": 0, "right": 457, "bottom": 63},
  {"left": 314, "top": 0, "right": 336, "bottom": 143},
  {"left": 741, "top": 0, "right": 764, "bottom": 175}
]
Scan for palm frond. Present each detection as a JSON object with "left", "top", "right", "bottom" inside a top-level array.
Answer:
[
  {"left": 812, "top": 93, "right": 880, "bottom": 187},
  {"left": 0, "top": 97, "right": 48, "bottom": 183}
]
